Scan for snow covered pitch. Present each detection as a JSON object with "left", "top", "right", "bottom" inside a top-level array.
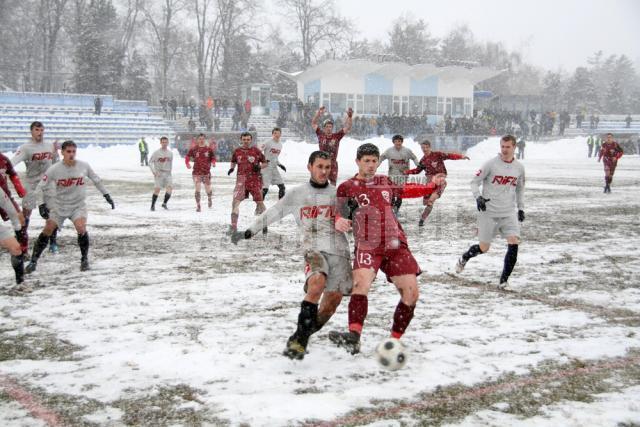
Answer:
[{"left": 1, "top": 136, "right": 639, "bottom": 426}]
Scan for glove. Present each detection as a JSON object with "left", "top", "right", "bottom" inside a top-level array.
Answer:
[
  {"left": 278, "top": 163, "right": 287, "bottom": 172},
  {"left": 227, "top": 168, "right": 234, "bottom": 176},
  {"left": 347, "top": 107, "right": 353, "bottom": 118},
  {"left": 252, "top": 164, "right": 261, "bottom": 172},
  {"left": 38, "top": 203, "right": 50, "bottom": 219},
  {"left": 392, "top": 196, "right": 402, "bottom": 209},
  {"left": 476, "top": 196, "right": 490, "bottom": 212},
  {"left": 104, "top": 194, "right": 115, "bottom": 209},
  {"left": 518, "top": 210, "right": 525, "bottom": 222},
  {"left": 231, "top": 229, "right": 252, "bottom": 244}
]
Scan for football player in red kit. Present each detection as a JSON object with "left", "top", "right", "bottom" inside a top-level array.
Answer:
[
  {"left": 228, "top": 132, "right": 268, "bottom": 233},
  {"left": 329, "top": 143, "right": 444, "bottom": 354},
  {"left": 404, "top": 140, "right": 469, "bottom": 226},
  {"left": 598, "top": 133, "right": 623, "bottom": 193},
  {"left": 311, "top": 106, "right": 353, "bottom": 186},
  {"left": 0, "top": 152, "right": 27, "bottom": 254},
  {"left": 185, "top": 133, "right": 216, "bottom": 211}
]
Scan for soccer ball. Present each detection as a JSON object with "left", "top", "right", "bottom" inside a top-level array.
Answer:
[{"left": 375, "top": 338, "right": 407, "bottom": 371}]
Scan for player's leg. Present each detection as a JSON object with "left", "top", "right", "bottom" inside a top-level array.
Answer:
[
  {"left": 230, "top": 197, "right": 242, "bottom": 233},
  {"left": 390, "top": 274, "right": 419, "bottom": 339},
  {"left": 607, "top": 162, "right": 617, "bottom": 192},
  {"left": 72, "top": 216, "right": 90, "bottom": 271},
  {"left": 194, "top": 176, "right": 202, "bottom": 211},
  {"left": 456, "top": 213, "right": 494, "bottom": 273},
  {"left": 285, "top": 273, "right": 326, "bottom": 359},
  {"left": 0, "top": 228, "right": 27, "bottom": 289},
  {"left": 314, "top": 253, "right": 351, "bottom": 333},
  {"left": 498, "top": 215, "right": 521, "bottom": 288},
  {"left": 419, "top": 195, "right": 436, "bottom": 226},
  {"left": 204, "top": 175, "right": 213, "bottom": 208},
  {"left": 162, "top": 184, "right": 172, "bottom": 209},
  {"left": 25, "top": 219, "right": 58, "bottom": 273},
  {"left": 151, "top": 185, "right": 161, "bottom": 211}
]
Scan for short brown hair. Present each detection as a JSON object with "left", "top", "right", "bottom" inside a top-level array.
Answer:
[
  {"left": 420, "top": 139, "right": 431, "bottom": 147},
  {"left": 501, "top": 135, "right": 517, "bottom": 145}
]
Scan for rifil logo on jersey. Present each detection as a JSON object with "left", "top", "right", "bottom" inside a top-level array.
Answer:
[
  {"left": 57, "top": 177, "right": 84, "bottom": 187},
  {"left": 300, "top": 205, "right": 335, "bottom": 219},
  {"left": 492, "top": 175, "right": 518, "bottom": 186},
  {"left": 32, "top": 152, "right": 54, "bottom": 161},
  {"left": 159, "top": 157, "right": 170, "bottom": 163}
]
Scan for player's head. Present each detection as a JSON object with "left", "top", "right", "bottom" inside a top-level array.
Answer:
[
  {"left": 240, "top": 132, "right": 253, "bottom": 147},
  {"left": 500, "top": 135, "right": 517, "bottom": 160},
  {"left": 323, "top": 119, "right": 334, "bottom": 135},
  {"left": 197, "top": 133, "right": 206, "bottom": 145},
  {"left": 419, "top": 139, "right": 432, "bottom": 155},
  {"left": 272, "top": 127, "right": 281, "bottom": 141},
  {"left": 61, "top": 140, "right": 77, "bottom": 161},
  {"left": 392, "top": 134, "right": 404, "bottom": 148},
  {"left": 160, "top": 136, "right": 169, "bottom": 148},
  {"left": 307, "top": 150, "right": 332, "bottom": 185},
  {"left": 356, "top": 143, "right": 380, "bottom": 178},
  {"left": 606, "top": 132, "right": 613, "bottom": 142},
  {"left": 30, "top": 121, "right": 44, "bottom": 142}
]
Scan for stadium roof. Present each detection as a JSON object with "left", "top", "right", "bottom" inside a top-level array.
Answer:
[{"left": 277, "top": 59, "right": 504, "bottom": 85}]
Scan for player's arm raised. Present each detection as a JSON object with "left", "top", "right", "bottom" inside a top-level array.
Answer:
[
  {"left": 311, "top": 106, "right": 325, "bottom": 132},
  {"left": 342, "top": 107, "right": 353, "bottom": 134}
]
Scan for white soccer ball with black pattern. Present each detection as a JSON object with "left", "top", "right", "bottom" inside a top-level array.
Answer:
[{"left": 375, "top": 338, "right": 407, "bottom": 370}]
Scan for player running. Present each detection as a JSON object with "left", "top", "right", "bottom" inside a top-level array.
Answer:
[
  {"left": 329, "top": 143, "right": 437, "bottom": 355},
  {"left": 455, "top": 135, "right": 525, "bottom": 289},
  {"left": 377, "top": 134, "right": 419, "bottom": 215},
  {"left": 185, "top": 133, "right": 216, "bottom": 212},
  {"left": 311, "top": 106, "right": 353, "bottom": 185},
  {"left": 404, "top": 140, "right": 469, "bottom": 226},
  {"left": 0, "top": 187, "right": 27, "bottom": 293},
  {"left": 598, "top": 133, "right": 623, "bottom": 193},
  {"left": 25, "top": 140, "right": 115, "bottom": 273},
  {"left": 261, "top": 127, "right": 287, "bottom": 201},
  {"left": 11, "top": 121, "right": 59, "bottom": 254},
  {"left": 228, "top": 132, "right": 267, "bottom": 233},
  {"left": 231, "top": 150, "right": 352, "bottom": 360},
  {"left": 149, "top": 136, "right": 173, "bottom": 211}
]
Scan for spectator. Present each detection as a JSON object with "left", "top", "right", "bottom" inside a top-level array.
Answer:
[
  {"left": 139, "top": 137, "right": 149, "bottom": 166},
  {"left": 625, "top": 114, "right": 632, "bottom": 128},
  {"left": 244, "top": 98, "right": 252, "bottom": 117},
  {"left": 168, "top": 97, "right": 178, "bottom": 120},
  {"left": 187, "top": 118, "right": 196, "bottom": 132},
  {"left": 189, "top": 96, "right": 197, "bottom": 119},
  {"left": 94, "top": 96, "right": 102, "bottom": 115},
  {"left": 207, "top": 96, "right": 214, "bottom": 111},
  {"left": 180, "top": 90, "right": 188, "bottom": 117}
]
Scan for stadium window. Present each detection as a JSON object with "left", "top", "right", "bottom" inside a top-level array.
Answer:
[
  {"left": 356, "top": 94, "right": 364, "bottom": 113},
  {"left": 322, "top": 93, "right": 330, "bottom": 109},
  {"left": 464, "top": 98, "right": 472, "bottom": 116},
  {"left": 437, "top": 97, "right": 445, "bottom": 115},
  {"left": 424, "top": 96, "right": 437, "bottom": 115},
  {"left": 330, "top": 93, "right": 346, "bottom": 114},
  {"left": 453, "top": 97, "right": 464, "bottom": 116},
  {"left": 409, "top": 96, "right": 422, "bottom": 115},
  {"left": 393, "top": 96, "right": 401, "bottom": 115},
  {"left": 445, "top": 98, "right": 453, "bottom": 116},
  {"left": 379, "top": 95, "right": 393, "bottom": 115},
  {"left": 401, "top": 96, "right": 409, "bottom": 115},
  {"left": 347, "top": 94, "right": 355, "bottom": 112},
  {"left": 364, "top": 94, "right": 379, "bottom": 115}
]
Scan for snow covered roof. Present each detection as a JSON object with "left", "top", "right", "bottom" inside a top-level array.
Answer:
[{"left": 285, "top": 59, "right": 504, "bottom": 84}]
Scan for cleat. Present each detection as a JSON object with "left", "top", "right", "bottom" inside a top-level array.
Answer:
[
  {"left": 283, "top": 336, "right": 306, "bottom": 360},
  {"left": 328, "top": 330, "right": 361, "bottom": 355},
  {"left": 161, "top": 203, "right": 168, "bottom": 210},
  {"left": 25, "top": 261, "right": 37, "bottom": 274},
  {"left": 80, "top": 259, "right": 90, "bottom": 271},
  {"left": 498, "top": 280, "right": 511, "bottom": 291},
  {"left": 196, "top": 204, "right": 201, "bottom": 212},
  {"left": 151, "top": 205, "right": 155, "bottom": 211},
  {"left": 49, "top": 243, "right": 59, "bottom": 254},
  {"left": 208, "top": 197, "right": 212, "bottom": 208},
  {"left": 262, "top": 226, "right": 268, "bottom": 235},
  {"left": 226, "top": 225, "right": 237, "bottom": 236},
  {"left": 455, "top": 257, "right": 466, "bottom": 273},
  {"left": 8, "top": 283, "right": 32, "bottom": 295},
  {"left": 418, "top": 219, "right": 424, "bottom": 227}
]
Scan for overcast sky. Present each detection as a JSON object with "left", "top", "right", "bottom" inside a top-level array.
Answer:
[{"left": 335, "top": 0, "right": 640, "bottom": 71}]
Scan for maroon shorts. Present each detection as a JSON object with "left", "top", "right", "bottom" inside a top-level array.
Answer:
[
  {"left": 234, "top": 180, "right": 263, "bottom": 202},
  {"left": 353, "top": 242, "right": 421, "bottom": 282},
  {"left": 193, "top": 174, "right": 211, "bottom": 185},
  {"left": 604, "top": 160, "right": 617, "bottom": 177}
]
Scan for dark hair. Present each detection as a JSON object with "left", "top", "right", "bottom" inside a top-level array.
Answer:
[
  {"left": 420, "top": 139, "right": 431, "bottom": 146},
  {"left": 323, "top": 119, "right": 334, "bottom": 126},
  {"left": 240, "top": 132, "right": 253, "bottom": 139},
  {"left": 160, "top": 136, "right": 169, "bottom": 142},
  {"left": 356, "top": 143, "right": 380, "bottom": 160},
  {"left": 272, "top": 127, "right": 281, "bottom": 134},
  {"left": 606, "top": 132, "right": 613, "bottom": 136},
  {"left": 61, "top": 140, "right": 77, "bottom": 150},
  {"left": 501, "top": 134, "right": 517, "bottom": 145},
  {"left": 308, "top": 150, "right": 331, "bottom": 165},
  {"left": 30, "top": 121, "right": 44, "bottom": 131},
  {"left": 198, "top": 133, "right": 206, "bottom": 138},
  {"left": 392, "top": 134, "right": 404, "bottom": 142}
]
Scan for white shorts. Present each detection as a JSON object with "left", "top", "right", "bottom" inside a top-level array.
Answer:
[
  {"left": 261, "top": 166, "right": 284, "bottom": 188},
  {"left": 477, "top": 212, "right": 520, "bottom": 243},
  {"left": 0, "top": 222, "right": 16, "bottom": 241},
  {"left": 22, "top": 180, "right": 40, "bottom": 211},
  {"left": 303, "top": 250, "right": 352, "bottom": 296},
  {"left": 50, "top": 205, "right": 88, "bottom": 227},
  {"left": 154, "top": 173, "right": 173, "bottom": 189}
]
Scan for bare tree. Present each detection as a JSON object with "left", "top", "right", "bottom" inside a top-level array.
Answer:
[
  {"left": 279, "top": 0, "right": 348, "bottom": 68},
  {"left": 38, "top": 0, "right": 69, "bottom": 91},
  {"left": 142, "top": 0, "right": 184, "bottom": 98},
  {"left": 191, "top": 0, "right": 223, "bottom": 100},
  {"left": 120, "top": 0, "right": 143, "bottom": 55}
]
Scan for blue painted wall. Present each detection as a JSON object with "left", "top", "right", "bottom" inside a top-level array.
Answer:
[
  {"left": 364, "top": 74, "right": 393, "bottom": 95},
  {"left": 410, "top": 76, "right": 438, "bottom": 96},
  {"left": 304, "top": 80, "right": 321, "bottom": 100}
]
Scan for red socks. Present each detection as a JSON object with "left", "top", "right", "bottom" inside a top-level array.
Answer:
[
  {"left": 391, "top": 301, "right": 415, "bottom": 339},
  {"left": 348, "top": 294, "right": 368, "bottom": 334}
]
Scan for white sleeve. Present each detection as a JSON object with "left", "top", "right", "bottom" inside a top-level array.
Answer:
[
  {"left": 247, "top": 190, "right": 295, "bottom": 235},
  {"left": 516, "top": 167, "right": 525, "bottom": 210},
  {"left": 471, "top": 160, "right": 492, "bottom": 199}
]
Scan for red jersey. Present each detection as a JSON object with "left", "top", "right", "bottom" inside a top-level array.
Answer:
[
  {"left": 407, "top": 151, "right": 465, "bottom": 176},
  {"left": 231, "top": 146, "right": 265, "bottom": 179},
  {"left": 315, "top": 128, "right": 345, "bottom": 162},
  {"left": 186, "top": 145, "right": 216, "bottom": 175},
  {"left": 337, "top": 174, "right": 406, "bottom": 252},
  {"left": 0, "top": 153, "right": 23, "bottom": 221},
  {"left": 599, "top": 141, "right": 623, "bottom": 163}
]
